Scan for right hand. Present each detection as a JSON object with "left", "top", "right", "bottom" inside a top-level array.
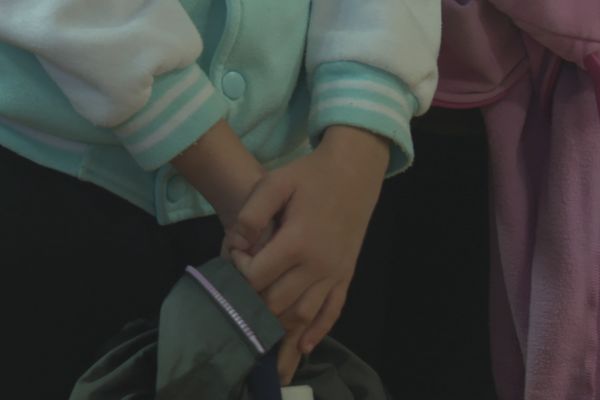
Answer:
[{"left": 222, "top": 222, "right": 307, "bottom": 385}]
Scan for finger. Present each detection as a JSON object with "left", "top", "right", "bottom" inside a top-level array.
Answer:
[
  {"left": 220, "top": 239, "right": 231, "bottom": 261},
  {"left": 248, "top": 221, "right": 275, "bottom": 256},
  {"left": 277, "top": 329, "right": 303, "bottom": 385},
  {"left": 278, "top": 279, "right": 331, "bottom": 333},
  {"left": 230, "top": 249, "right": 252, "bottom": 271},
  {"left": 223, "top": 228, "right": 251, "bottom": 252},
  {"left": 220, "top": 230, "right": 251, "bottom": 262},
  {"left": 235, "top": 174, "right": 292, "bottom": 245},
  {"left": 299, "top": 283, "right": 349, "bottom": 354},
  {"left": 237, "top": 227, "right": 301, "bottom": 292},
  {"left": 260, "top": 265, "right": 317, "bottom": 316}
]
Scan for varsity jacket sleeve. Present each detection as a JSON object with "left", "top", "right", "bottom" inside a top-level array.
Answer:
[
  {"left": 306, "top": 0, "right": 442, "bottom": 175},
  {"left": 0, "top": 0, "right": 228, "bottom": 170}
]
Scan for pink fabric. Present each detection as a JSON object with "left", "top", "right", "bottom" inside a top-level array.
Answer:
[
  {"left": 435, "top": 1, "right": 600, "bottom": 398},
  {"left": 489, "top": 0, "right": 600, "bottom": 69},
  {"left": 584, "top": 52, "right": 600, "bottom": 117},
  {"left": 485, "top": 60, "right": 600, "bottom": 400},
  {"left": 433, "top": 0, "right": 529, "bottom": 108}
]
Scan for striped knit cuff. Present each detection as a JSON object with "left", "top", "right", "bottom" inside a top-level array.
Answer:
[
  {"left": 114, "top": 64, "right": 228, "bottom": 171},
  {"left": 309, "top": 61, "right": 418, "bottom": 176}
]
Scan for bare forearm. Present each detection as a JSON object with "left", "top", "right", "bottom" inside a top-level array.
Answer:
[
  {"left": 170, "top": 119, "right": 264, "bottom": 228},
  {"left": 319, "top": 125, "right": 390, "bottom": 187}
]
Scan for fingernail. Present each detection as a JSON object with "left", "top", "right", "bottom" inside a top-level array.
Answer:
[{"left": 303, "top": 342, "right": 314, "bottom": 354}]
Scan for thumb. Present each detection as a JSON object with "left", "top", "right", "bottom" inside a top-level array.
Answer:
[
  {"left": 234, "top": 173, "right": 292, "bottom": 246},
  {"left": 230, "top": 248, "right": 252, "bottom": 271}
]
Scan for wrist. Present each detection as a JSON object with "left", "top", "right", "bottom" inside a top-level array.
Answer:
[
  {"left": 170, "top": 119, "right": 265, "bottom": 228},
  {"left": 318, "top": 125, "right": 390, "bottom": 183},
  {"left": 215, "top": 172, "right": 264, "bottom": 229}
]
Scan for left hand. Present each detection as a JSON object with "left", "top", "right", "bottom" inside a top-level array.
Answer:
[{"left": 224, "top": 126, "right": 390, "bottom": 383}]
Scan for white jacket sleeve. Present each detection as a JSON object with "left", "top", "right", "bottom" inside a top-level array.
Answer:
[
  {"left": 306, "top": 0, "right": 441, "bottom": 175},
  {"left": 0, "top": 0, "right": 205, "bottom": 127},
  {"left": 307, "top": 0, "right": 441, "bottom": 115}
]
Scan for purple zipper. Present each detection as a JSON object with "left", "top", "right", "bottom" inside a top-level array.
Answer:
[{"left": 185, "top": 266, "right": 266, "bottom": 355}]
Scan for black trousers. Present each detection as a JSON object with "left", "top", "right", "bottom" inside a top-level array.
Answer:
[{"left": 1, "top": 146, "right": 223, "bottom": 399}]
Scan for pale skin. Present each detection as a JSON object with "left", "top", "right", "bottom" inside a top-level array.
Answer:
[
  {"left": 170, "top": 119, "right": 265, "bottom": 229},
  {"left": 171, "top": 119, "right": 390, "bottom": 385}
]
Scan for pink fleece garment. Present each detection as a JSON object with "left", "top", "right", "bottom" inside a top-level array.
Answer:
[{"left": 436, "top": 1, "right": 600, "bottom": 398}]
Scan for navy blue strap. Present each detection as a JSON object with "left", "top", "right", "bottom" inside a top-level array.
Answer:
[{"left": 246, "top": 343, "right": 282, "bottom": 400}]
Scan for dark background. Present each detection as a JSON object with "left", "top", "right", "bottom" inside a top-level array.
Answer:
[
  {"left": 1, "top": 107, "right": 495, "bottom": 399},
  {"left": 331, "top": 108, "right": 497, "bottom": 399}
]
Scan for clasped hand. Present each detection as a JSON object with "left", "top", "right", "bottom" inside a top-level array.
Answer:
[{"left": 222, "top": 126, "right": 390, "bottom": 384}]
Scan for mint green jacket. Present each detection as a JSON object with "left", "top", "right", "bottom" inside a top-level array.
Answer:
[{"left": 0, "top": 0, "right": 441, "bottom": 224}]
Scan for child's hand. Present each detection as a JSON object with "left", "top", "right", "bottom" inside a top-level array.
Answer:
[
  {"left": 222, "top": 218, "right": 307, "bottom": 385},
  {"left": 227, "top": 125, "right": 390, "bottom": 383}
]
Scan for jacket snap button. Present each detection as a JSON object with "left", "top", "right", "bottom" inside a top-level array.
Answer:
[{"left": 222, "top": 71, "right": 246, "bottom": 100}]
